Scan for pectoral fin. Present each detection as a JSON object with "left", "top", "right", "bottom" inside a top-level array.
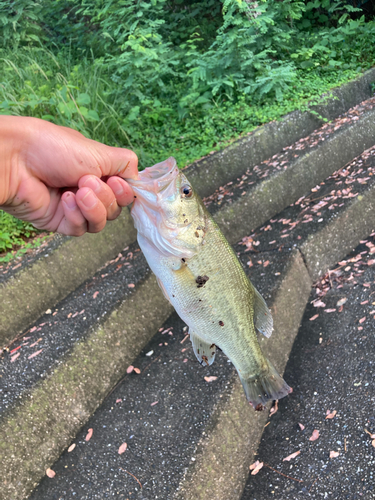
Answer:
[
  {"left": 156, "top": 277, "right": 172, "bottom": 304},
  {"left": 253, "top": 287, "right": 273, "bottom": 338},
  {"left": 190, "top": 331, "right": 216, "bottom": 366}
]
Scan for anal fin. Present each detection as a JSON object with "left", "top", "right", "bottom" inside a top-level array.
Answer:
[{"left": 190, "top": 331, "right": 216, "bottom": 366}]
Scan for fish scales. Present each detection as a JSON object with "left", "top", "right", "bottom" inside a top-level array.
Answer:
[
  {"left": 167, "top": 217, "right": 266, "bottom": 374},
  {"left": 127, "top": 157, "right": 291, "bottom": 409}
]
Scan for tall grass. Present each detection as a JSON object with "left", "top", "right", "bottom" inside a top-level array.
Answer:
[{"left": 0, "top": 48, "right": 135, "bottom": 147}]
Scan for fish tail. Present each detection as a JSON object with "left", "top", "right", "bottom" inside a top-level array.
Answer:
[{"left": 238, "top": 359, "right": 291, "bottom": 410}]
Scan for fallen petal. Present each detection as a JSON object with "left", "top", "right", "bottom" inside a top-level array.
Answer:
[
  {"left": 329, "top": 450, "right": 339, "bottom": 458},
  {"left": 46, "top": 468, "right": 56, "bottom": 478},
  {"left": 249, "top": 460, "right": 264, "bottom": 475},
  {"left": 365, "top": 429, "right": 375, "bottom": 439},
  {"left": 269, "top": 400, "right": 279, "bottom": 416},
  {"left": 151, "top": 401, "right": 159, "bottom": 406},
  {"left": 85, "top": 428, "right": 93, "bottom": 442},
  {"left": 283, "top": 450, "right": 301, "bottom": 462},
  {"left": 68, "top": 443, "right": 76, "bottom": 452},
  {"left": 326, "top": 410, "right": 337, "bottom": 419},
  {"left": 126, "top": 365, "right": 134, "bottom": 374},
  {"left": 313, "top": 300, "right": 326, "bottom": 308},
  {"left": 309, "top": 429, "right": 320, "bottom": 441},
  {"left": 336, "top": 298, "right": 347, "bottom": 307},
  {"left": 309, "top": 314, "right": 319, "bottom": 321},
  {"left": 298, "top": 423, "right": 305, "bottom": 431},
  {"left": 93, "top": 291, "right": 99, "bottom": 299},
  {"left": 28, "top": 349, "right": 43, "bottom": 360},
  {"left": 204, "top": 376, "right": 218, "bottom": 383},
  {"left": 133, "top": 367, "right": 141, "bottom": 374},
  {"left": 11, "top": 352, "right": 21, "bottom": 363},
  {"left": 118, "top": 442, "right": 127, "bottom": 454},
  {"left": 249, "top": 460, "right": 260, "bottom": 470}
]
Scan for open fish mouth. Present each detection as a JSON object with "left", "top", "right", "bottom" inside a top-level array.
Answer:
[{"left": 127, "top": 157, "right": 179, "bottom": 197}]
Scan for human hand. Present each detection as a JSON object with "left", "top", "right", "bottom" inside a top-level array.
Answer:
[{"left": 0, "top": 116, "right": 138, "bottom": 236}]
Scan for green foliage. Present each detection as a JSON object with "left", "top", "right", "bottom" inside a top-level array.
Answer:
[
  {"left": 0, "top": 210, "right": 40, "bottom": 254},
  {"left": 0, "top": 0, "right": 374, "bottom": 257},
  {"left": 0, "top": 0, "right": 45, "bottom": 47},
  {"left": 3, "top": 0, "right": 373, "bottom": 120}
]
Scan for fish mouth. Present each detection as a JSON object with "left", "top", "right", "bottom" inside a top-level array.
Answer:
[{"left": 127, "top": 157, "right": 179, "bottom": 196}]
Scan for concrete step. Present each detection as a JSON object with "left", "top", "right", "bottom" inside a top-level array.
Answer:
[
  {"left": 240, "top": 237, "right": 375, "bottom": 499},
  {"left": 0, "top": 214, "right": 137, "bottom": 346},
  {"left": 209, "top": 95, "right": 375, "bottom": 243},
  {"left": 1, "top": 69, "right": 375, "bottom": 346},
  {"left": 2, "top": 137, "right": 374, "bottom": 499}
]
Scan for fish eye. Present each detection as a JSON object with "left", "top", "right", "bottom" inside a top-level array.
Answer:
[{"left": 181, "top": 185, "right": 193, "bottom": 198}]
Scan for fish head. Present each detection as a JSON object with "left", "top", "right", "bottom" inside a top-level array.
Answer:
[{"left": 127, "top": 157, "right": 206, "bottom": 259}]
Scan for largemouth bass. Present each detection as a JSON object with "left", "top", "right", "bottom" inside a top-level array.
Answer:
[{"left": 127, "top": 157, "right": 291, "bottom": 409}]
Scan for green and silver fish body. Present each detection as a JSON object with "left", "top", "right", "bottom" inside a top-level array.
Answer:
[{"left": 127, "top": 157, "right": 291, "bottom": 409}]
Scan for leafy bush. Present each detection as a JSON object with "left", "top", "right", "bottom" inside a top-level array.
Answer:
[
  {"left": 0, "top": 210, "right": 39, "bottom": 253},
  {"left": 0, "top": 0, "right": 45, "bottom": 47}
]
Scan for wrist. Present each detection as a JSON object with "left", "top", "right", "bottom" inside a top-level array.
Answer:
[{"left": 0, "top": 115, "right": 31, "bottom": 206}]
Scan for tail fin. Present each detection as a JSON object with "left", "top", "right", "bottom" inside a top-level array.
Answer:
[{"left": 238, "top": 359, "right": 291, "bottom": 410}]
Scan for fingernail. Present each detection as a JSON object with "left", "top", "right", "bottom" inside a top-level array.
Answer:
[
  {"left": 63, "top": 193, "right": 77, "bottom": 210},
  {"left": 81, "top": 190, "right": 97, "bottom": 209},
  {"left": 83, "top": 176, "right": 101, "bottom": 192},
  {"left": 112, "top": 178, "right": 124, "bottom": 196}
]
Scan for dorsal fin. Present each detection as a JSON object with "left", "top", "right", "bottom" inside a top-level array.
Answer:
[
  {"left": 190, "top": 330, "right": 216, "bottom": 366},
  {"left": 253, "top": 287, "right": 273, "bottom": 338}
]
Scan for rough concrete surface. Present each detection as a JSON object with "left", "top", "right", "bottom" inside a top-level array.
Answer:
[
  {"left": 24, "top": 248, "right": 310, "bottom": 500},
  {"left": 0, "top": 210, "right": 137, "bottom": 346},
  {"left": 0, "top": 272, "right": 172, "bottom": 500},
  {"left": 1, "top": 243, "right": 150, "bottom": 413},
  {"left": 27, "top": 312, "right": 236, "bottom": 500},
  {"left": 301, "top": 186, "right": 375, "bottom": 281},
  {"left": 215, "top": 101, "right": 375, "bottom": 242},
  {"left": 241, "top": 239, "right": 375, "bottom": 500}
]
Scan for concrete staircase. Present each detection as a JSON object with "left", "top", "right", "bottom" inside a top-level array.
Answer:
[{"left": 1, "top": 68, "right": 375, "bottom": 500}]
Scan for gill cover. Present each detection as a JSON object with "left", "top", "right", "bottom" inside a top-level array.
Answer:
[{"left": 127, "top": 157, "right": 204, "bottom": 259}]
